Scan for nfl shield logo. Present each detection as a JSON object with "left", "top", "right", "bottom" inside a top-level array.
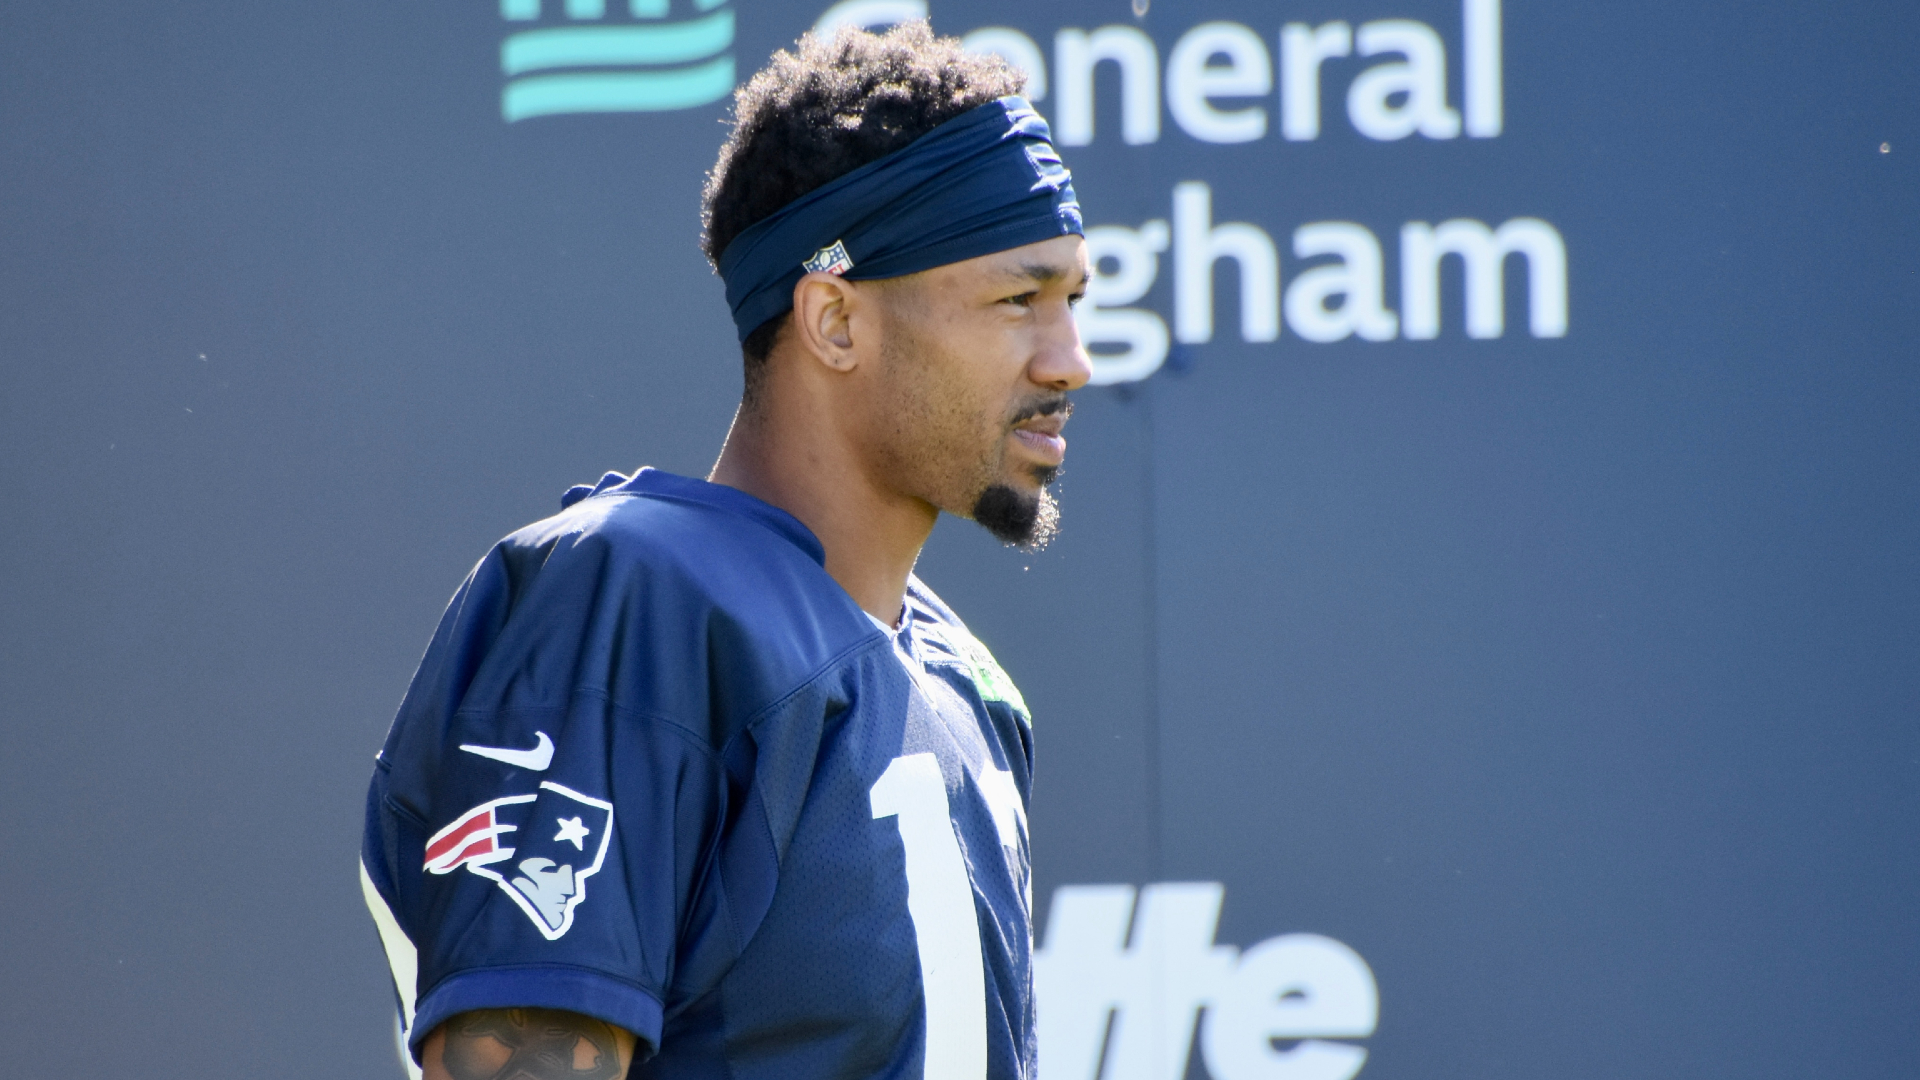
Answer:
[{"left": 803, "top": 240, "right": 854, "bottom": 276}]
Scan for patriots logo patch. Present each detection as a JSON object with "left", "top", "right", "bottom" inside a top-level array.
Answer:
[{"left": 424, "top": 781, "right": 613, "bottom": 940}]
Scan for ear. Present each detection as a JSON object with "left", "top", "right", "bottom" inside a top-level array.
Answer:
[{"left": 790, "top": 271, "right": 862, "bottom": 372}]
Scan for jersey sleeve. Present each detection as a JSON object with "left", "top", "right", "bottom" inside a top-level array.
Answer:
[{"left": 360, "top": 528, "right": 729, "bottom": 1065}]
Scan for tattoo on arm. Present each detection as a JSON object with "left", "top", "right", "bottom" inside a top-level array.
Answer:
[{"left": 422, "top": 1008, "right": 635, "bottom": 1080}]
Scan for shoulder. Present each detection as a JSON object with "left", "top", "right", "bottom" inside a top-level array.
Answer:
[
  {"left": 507, "top": 478, "right": 813, "bottom": 595},
  {"left": 437, "top": 473, "right": 884, "bottom": 742},
  {"left": 905, "top": 576, "right": 1030, "bottom": 720},
  {"left": 496, "top": 471, "right": 845, "bottom": 631}
]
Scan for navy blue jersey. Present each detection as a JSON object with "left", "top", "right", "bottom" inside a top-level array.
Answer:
[{"left": 360, "top": 468, "right": 1036, "bottom": 1080}]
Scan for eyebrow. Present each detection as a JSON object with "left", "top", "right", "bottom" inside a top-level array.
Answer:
[{"left": 1001, "top": 261, "right": 1092, "bottom": 287}]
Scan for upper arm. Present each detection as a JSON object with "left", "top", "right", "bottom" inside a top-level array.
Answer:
[
  {"left": 421, "top": 1009, "right": 636, "bottom": 1080},
  {"left": 364, "top": 538, "right": 735, "bottom": 1062}
]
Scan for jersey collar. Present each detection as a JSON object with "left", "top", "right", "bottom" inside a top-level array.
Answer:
[{"left": 574, "top": 467, "right": 827, "bottom": 566}]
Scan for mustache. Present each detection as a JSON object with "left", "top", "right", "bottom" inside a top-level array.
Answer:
[{"left": 1009, "top": 395, "right": 1073, "bottom": 425}]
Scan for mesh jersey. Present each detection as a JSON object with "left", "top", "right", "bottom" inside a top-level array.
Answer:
[{"left": 360, "top": 468, "right": 1036, "bottom": 1080}]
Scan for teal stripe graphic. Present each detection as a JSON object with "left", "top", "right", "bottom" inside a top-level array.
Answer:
[
  {"left": 503, "top": 55, "right": 736, "bottom": 120},
  {"left": 501, "top": 12, "right": 734, "bottom": 76}
]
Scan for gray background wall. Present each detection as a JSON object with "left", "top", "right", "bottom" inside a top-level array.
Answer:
[{"left": 0, "top": 1, "right": 1914, "bottom": 1076}]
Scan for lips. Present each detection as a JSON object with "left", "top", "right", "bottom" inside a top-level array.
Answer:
[{"left": 1012, "top": 414, "right": 1067, "bottom": 465}]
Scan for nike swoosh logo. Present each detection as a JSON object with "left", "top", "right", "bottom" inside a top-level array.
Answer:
[{"left": 458, "top": 732, "right": 554, "bottom": 771}]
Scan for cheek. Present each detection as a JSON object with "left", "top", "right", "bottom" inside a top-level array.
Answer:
[
  {"left": 920, "top": 366, "right": 1001, "bottom": 463},
  {"left": 875, "top": 302, "right": 1024, "bottom": 485},
  {"left": 933, "top": 320, "right": 1027, "bottom": 423},
  {"left": 896, "top": 351, "right": 1004, "bottom": 488},
  {"left": 938, "top": 351, "right": 1014, "bottom": 451}
]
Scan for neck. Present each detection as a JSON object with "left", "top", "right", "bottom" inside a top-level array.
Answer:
[{"left": 709, "top": 395, "right": 936, "bottom": 627}]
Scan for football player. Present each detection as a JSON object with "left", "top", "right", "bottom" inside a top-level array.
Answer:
[{"left": 360, "top": 22, "right": 1091, "bottom": 1080}]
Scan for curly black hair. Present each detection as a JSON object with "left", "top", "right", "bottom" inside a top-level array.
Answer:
[{"left": 702, "top": 22, "right": 1025, "bottom": 383}]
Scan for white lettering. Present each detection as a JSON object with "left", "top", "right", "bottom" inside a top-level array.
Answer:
[
  {"left": 1463, "top": 0, "right": 1503, "bottom": 137},
  {"left": 1173, "top": 181, "right": 1280, "bottom": 344},
  {"left": 1167, "top": 22, "right": 1271, "bottom": 144},
  {"left": 1036, "top": 883, "right": 1379, "bottom": 1080},
  {"left": 1400, "top": 218, "right": 1568, "bottom": 338},
  {"left": 1035, "top": 883, "right": 1236, "bottom": 1080},
  {"left": 1200, "top": 935, "right": 1378, "bottom": 1080},
  {"left": 963, "top": 27, "right": 1049, "bottom": 101},
  {"left": 1347, "top": 20, "right": 1460, "bottom": 140},
  {"left": 1035, "top": 885, "right": 1135, "bottom": 1080},
  {"left": 1106, "top": 884, "right": 1238, "bottom": 1080},
  {"left": 1279, "top": 22, "right": 1351, "bottom": 141},
  {"left": 1284, "top": 222, "right": 1398, "bottom": 342},
  {"left": 1055, "top": 26, "right": 1160, "bottom": 146},
  {"left": 1079, "top": 221, "right": 1172, "bottom": 384}
]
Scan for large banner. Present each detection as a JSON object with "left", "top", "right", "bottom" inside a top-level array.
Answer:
[{"left": 0, "top": 2, "right": 1912, "bottom": 1078}]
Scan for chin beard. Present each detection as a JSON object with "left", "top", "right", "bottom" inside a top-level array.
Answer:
[{"left": 971, "top": 472, "right": 1060, "bottom": 551}]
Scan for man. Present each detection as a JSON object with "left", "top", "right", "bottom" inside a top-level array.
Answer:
[{"left": 359, "top": 23, "right": 1091, "bottom": 1080}]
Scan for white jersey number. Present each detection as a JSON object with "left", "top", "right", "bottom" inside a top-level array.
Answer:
[{"left": 870, "top": 753, "right": 988, "bottom": 1080}]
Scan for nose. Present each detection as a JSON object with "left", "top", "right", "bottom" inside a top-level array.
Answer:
[{"left": 1030, "top": 302, "right": 1094, "bottom": 392}]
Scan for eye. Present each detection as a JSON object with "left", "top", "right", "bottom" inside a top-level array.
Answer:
[
  {"left": 1067, "top": 291, "right": 1086, "bottom": 308},
  {"left": 1002, "top": 291, "right": 1037, "bottom": 308}
]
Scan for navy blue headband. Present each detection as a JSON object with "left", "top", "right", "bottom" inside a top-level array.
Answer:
[{"left": 718, "top": 96, "right": 1084, "bottom": 342}]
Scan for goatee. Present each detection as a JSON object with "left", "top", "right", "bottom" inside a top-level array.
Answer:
[{"left": 972, "top": 478, "right": 1060, "bottom": 551}]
